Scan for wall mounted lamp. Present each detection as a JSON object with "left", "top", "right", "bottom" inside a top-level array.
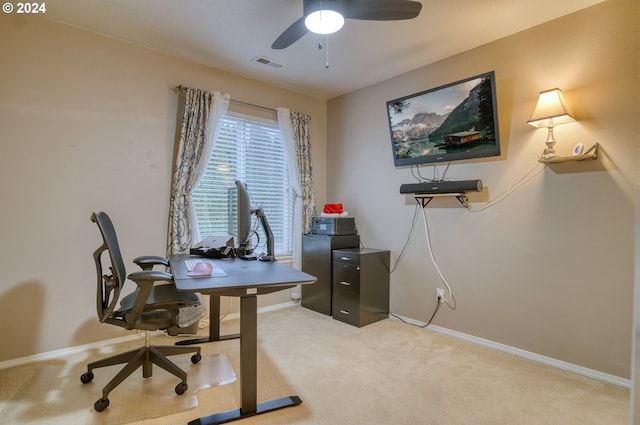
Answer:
[
  {"left": 305, "top": 0, "right": 345, "bottom": 35},
  {"left": 527, "top": 88, "right": 576, "bottom": 160}
]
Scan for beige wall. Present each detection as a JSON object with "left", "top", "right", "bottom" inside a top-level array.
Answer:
[
  {"left": 0, "top": 1, "right": 636, "bottom": 382},
  {"left": 327, "top": 0, "right": 637, "bottom": 378},
  {"left": 0, "top": 15, "right": 327, "bottom": 362}
]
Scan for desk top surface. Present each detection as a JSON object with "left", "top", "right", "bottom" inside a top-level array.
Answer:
[{"left": 170, "top": 254, "right": 316, "bottom": 296}]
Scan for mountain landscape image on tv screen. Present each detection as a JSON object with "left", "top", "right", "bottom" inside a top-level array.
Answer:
[{"left": 386, "top": 71, "right": 500, "bottom": 166}]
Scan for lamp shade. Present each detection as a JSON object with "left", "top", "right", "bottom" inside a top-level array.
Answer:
[
  {"left": 527, "top": 88, "right": 575, "bottom": 128},
  {"left": 304, "top": 0, "right": 345, "bottom": 35}
]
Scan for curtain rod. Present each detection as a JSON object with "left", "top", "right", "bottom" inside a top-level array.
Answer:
[
  {"left": 175, "top": 85, "right": 277, "bottom": 113},
  {"left": 231, "top": 99, "right": 277, "bottom": 114}
]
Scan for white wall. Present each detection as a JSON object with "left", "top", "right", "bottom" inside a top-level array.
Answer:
[{"left": 327, "top": 0, "right": 637, "bottom": 377}]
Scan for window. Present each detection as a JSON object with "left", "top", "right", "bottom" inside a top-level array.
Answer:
[{"left": 192, "top": 112, "right": 294, "bottom": 257}]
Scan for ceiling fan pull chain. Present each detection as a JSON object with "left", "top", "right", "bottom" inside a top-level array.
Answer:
[
  {"left": 313, "top": 31, "right": 330, "bottom": 69},
  {"left": 325, "top": 34, "right": 330, "bottom": 68}
]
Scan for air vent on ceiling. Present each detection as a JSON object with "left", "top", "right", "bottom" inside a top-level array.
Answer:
[{"left": 252, "top": 56, "right": 283, "bottom": 68}]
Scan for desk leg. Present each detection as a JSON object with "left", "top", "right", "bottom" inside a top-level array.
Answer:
[
  {"left": 188, "top": 295, "right": 303, "bottom": 425},
  {"left": 240, "top": 295, "right": 257, "bottom": 412},
  {"left": 176, "top": 296, "right": 240, "bottom": 346}
]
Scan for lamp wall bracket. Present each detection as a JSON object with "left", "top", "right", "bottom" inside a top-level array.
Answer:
[{"left": 538, "top": 143, "right": 599, "bottom": 164}]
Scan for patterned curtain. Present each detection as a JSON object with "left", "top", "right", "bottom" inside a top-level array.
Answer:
[
  {"left": 167, "top": 87, "right": 229, "bottom": 255},
  {"left": 278, "top": 108, "right": 315, "bottom": 272},
  {"left": 290, "top": 112, "right": 316, "bottom": 233}
]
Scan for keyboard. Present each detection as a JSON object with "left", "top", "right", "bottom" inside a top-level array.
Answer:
[{"left": 184, "top": 259, "right": 202, "bottom": 272}]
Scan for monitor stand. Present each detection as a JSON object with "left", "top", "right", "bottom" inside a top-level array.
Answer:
[{"left": 237, "top": 244, "right": 257, "bottom": 260}]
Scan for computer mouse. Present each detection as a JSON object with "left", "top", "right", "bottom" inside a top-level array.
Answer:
[{"left": 187, "top": 262, "right": 213, "bottom": 276}]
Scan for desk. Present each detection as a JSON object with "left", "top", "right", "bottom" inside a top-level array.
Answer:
[{"left": 170, "top": 254, "right": 316, "bottom": 425}]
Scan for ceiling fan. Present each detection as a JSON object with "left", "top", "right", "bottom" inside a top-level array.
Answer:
[{"left": 271, "top": 0, "right": 423, "bottom": 49}]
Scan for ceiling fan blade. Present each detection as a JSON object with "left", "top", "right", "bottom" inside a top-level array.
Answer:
[
  {"left": 345, "top": 0, "right": 422, "bottom": 21},
  {"left": 271, "top": 17, "right": 309, "bottom": 49}
]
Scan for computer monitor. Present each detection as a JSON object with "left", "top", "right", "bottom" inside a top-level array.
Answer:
[
  {"left": 228, "top": 180, "right": 275, "bottom": 261},
  {"left": 228, "top": 180, "right": 253, "bottom": 258}
]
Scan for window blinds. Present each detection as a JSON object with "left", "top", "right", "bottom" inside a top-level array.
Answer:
[{"left": 192, "top": 113, "right": 294, "bottom": 256}]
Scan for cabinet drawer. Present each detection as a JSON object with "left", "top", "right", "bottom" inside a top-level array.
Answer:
[
  {"left": 333, "top": 250, "right": 360, "bottom": 265},
  {"left": 332, "top": 262, "right": 360, "bottom": 294},
  {"left": 332, "top": 291, "right": 360, "bottom": 326}
]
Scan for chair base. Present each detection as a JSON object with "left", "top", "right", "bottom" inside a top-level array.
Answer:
[{"left": 81, "top": 341, "right": 201, "bottom": 411}]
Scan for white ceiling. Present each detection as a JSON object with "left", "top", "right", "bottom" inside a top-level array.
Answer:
[{"left": 45, "top": 0, "right": 605, "bottom": 100}]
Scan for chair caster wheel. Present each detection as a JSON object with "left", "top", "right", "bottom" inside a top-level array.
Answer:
[
  {"left": 191, "top": 353, "right": 202, "bottom": 364},
  {"left": 175, "top": 382, "right": 188, "bottom": 395},
  {"left": 94, "top": 397, "right": 110, "bottom": 412},
  {"left": 81, "top": 372, "right": 94, "bottom": 384}
]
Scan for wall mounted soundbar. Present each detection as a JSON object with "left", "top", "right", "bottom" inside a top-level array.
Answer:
[{"left": 399, "top": 179, "right": 483, "bottom": 194}]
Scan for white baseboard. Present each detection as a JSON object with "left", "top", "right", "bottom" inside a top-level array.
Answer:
[
  {"left": 389, "top": 313, "right": 631, "bottom": 389},
  {"left": 0, "top": 301, "right": 299, "bottom": 370},
  {"left": 0, "top": 334, "right": 144, "bottom": 370}
]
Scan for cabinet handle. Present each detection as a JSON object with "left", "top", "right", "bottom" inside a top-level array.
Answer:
[
  {"left": 340, "top": 281, "right": 351, "bottom": 286},
  {"left": 340, "top": 257, "right": 351, "bottom": 261},
  {"left": 340, "top": 309, "right": 350, "bottom": 315}
]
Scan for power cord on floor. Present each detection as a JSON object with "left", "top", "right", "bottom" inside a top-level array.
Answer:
[{"left": 390, "top": 295, "right": 442, "bottom": 328}]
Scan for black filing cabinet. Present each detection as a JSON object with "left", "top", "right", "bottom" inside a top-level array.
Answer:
[
  {"left": 301, "top": 234, "right": 360, "bottom": 315},
  {"left": 332, "top": 248, "right": 390, "bottom": 327}
]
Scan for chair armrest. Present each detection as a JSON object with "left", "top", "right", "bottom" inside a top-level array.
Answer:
[
  {"left": 125, "top": 270, "right": 174, "bottom": 329},
  {"left": 133, "top": 255, "right": 170, "bottom": 270},
  {"left": 128, "top": 270, "right": 173, "bottom": 282}
]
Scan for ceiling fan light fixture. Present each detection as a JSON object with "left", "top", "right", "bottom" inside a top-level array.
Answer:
[
  {"left": 305, "top": 10, "right": 344, "bottom": 34},
  {"left": 304, "top": 0, "right": 345, "bottom": 35}
]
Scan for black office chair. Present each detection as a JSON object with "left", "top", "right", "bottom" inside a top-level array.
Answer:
[{"left": 81, "top": 211, "right": 202, "bottom": 412}]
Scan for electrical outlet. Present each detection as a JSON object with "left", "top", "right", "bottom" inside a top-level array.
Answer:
[{"left": 436, "top": 288, "right": 445, "bottom": 302}]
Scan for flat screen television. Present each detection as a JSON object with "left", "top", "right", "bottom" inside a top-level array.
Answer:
[{"left": 386, "top": 71, "right": 500, "bottom": 167}]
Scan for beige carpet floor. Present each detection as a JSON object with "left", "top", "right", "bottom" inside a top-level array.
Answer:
[
  {"left": 0, "top": 305, "right": 631, "bottom": 425},
  {"left": 0, "top": 351, "right": 235, "bottom": 425}
]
